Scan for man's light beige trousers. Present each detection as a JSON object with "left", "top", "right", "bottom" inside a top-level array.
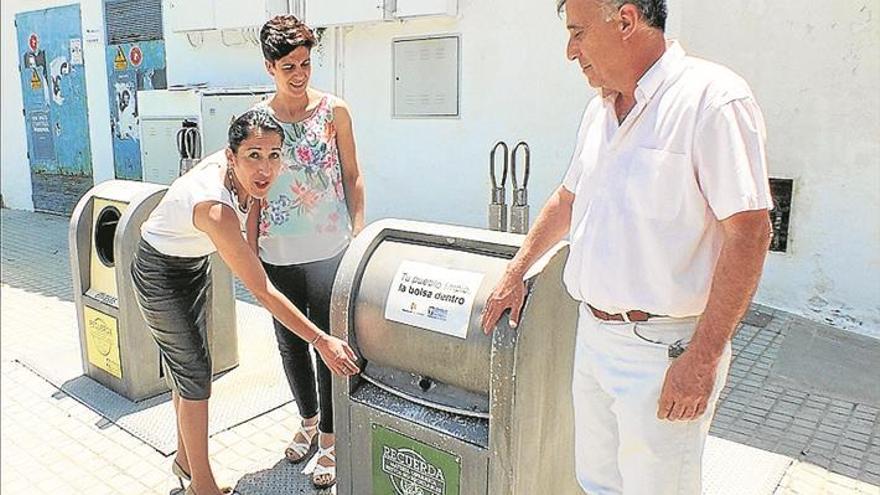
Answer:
[{"left": 572, "top": 304, "right": 732, "bottom": 495}]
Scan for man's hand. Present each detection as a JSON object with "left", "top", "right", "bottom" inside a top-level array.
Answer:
[
  {"left": 478, "top": 186, "right": 574, "bottom": 335},
  {"left": 657, "top": 350, "right": 718, "bottom": 421},
  {"left": 480, "top": 268, "right": 526, "bottom": 334}
]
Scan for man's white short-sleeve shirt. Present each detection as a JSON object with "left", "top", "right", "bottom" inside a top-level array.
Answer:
[{"left": 561, "top": 41, "right": 772, "bottom": 317}]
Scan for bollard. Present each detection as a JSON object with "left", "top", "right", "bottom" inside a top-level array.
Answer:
[
  {"left": 488, "top": 141, "right": 509, "bottom": 232},
  {"left": 509, "top": 141, "right": 531, "bottom": 234}
]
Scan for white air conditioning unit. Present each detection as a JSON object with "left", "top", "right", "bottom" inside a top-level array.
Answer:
[{"left": 138, "top": 86, "right": 275, "bottom": 185}]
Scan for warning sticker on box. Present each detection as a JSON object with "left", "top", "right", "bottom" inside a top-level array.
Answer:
[{"left": 384, "top": 261, "right": 484, "bottom": 339}]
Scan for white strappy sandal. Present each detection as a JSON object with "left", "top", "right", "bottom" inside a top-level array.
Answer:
[
  {"left": 285, "top": 420, "right": 319, "bottom": 463},
  {"left": 311, "top": 444, "right": 337, "bottom": 488}
]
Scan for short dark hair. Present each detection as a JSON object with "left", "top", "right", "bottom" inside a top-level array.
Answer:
[
  {"left": 260, "top": 15, "right": 317, "bottom": 63},
  {"left": 556, "top": 0, "right": 667, "bottom": 32},
  {"left": 227, "top": 109, "right": 284, "bottom": 153}
]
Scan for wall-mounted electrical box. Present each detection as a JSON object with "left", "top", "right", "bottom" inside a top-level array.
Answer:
[
  {"left": 393, "top": 36, "right": 460, "bottom": 118},
  {"left": 395, "top": 0, "right": 457, "bottom": 18},
  {"left": 138, "top": 86, "right": 274, "bottom": 185},
  {"left": 306, "top": 0, "right": 457, "bottom": 27},
  {"left": 168, "top": 0, "right": 290, "bottom": 32},
  {"left": 214, "top": 0, "right": 289, "bottom": 30}
]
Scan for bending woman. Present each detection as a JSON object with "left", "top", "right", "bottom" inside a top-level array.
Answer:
[{"left": 131, "top": 109, "right": 359, "bottom": 495}]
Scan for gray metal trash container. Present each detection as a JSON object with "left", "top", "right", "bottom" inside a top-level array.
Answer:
[
  {"left": 69, "top": 180, "right": 238, "bottom": 402},
  {"left": 332, "top": 219, "right": 583, "bottom": 495}
]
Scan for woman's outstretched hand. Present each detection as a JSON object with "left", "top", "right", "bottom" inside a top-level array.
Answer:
[{"left": 314, "top": 334, "right": 360, "bottom": 376}]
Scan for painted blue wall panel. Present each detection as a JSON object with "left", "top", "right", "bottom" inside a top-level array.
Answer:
[
  {"left": 16, "top": 4, "right": 93, "bottom": 214},
  {"left": 106, "top": 40, "right": 166, "bottom": 180}
]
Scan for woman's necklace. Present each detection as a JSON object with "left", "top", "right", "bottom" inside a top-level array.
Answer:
[{"left": 226, "top": 166, "right": 251, "bottom": 215}]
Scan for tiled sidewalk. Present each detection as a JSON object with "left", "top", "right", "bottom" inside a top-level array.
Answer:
[
  {"left": 1, "top": 208, "right": 878, "bottom": 494},
  {"left": 712, "top": 310, "right": 880, "bottom": 485}
]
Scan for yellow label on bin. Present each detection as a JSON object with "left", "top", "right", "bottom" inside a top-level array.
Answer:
[{"left": 84, "top": 306, "right": 123, "bottom": 379}]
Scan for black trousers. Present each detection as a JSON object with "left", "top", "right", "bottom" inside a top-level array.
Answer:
[{"left": 263, "top": 251, "right": 344, "bottom": 434}]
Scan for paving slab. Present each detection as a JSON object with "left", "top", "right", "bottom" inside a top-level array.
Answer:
[{"left": 770, "top": 319, "right": 880, "bottom": 405}]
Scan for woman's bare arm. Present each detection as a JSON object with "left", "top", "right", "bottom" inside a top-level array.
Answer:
[{"left": 193, "top": 201, "right": 359, "bottom": 375}]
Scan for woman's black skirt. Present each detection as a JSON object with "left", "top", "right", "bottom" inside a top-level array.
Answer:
[{"left": 131, "top": 239, "right": 213, "bottom": 400}]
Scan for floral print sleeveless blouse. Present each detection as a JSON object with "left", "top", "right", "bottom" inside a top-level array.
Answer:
[{"left": 257, "top": 95, "right": 352, "bottom": 265}]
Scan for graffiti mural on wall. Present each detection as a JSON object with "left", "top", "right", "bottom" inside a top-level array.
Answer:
[
  {"left": 16, "top": 4, "right": 93, "bottom": 215},
  {"left": 106, "top": 41, "right": 166, "bottom": 180}
]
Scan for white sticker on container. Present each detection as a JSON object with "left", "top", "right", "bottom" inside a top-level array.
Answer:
[{"left": 384, "top": 261, "right": 485, "bottom": 339}]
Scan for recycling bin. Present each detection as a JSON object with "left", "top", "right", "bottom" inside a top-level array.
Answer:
[
  {"left": 332, "top": 219, "right": 582, "bottom": 494},
  {"left": 69, "top": 180, "right": 238, "bottom": 402}
]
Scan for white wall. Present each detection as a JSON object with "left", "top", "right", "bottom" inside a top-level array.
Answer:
[
  {"left": 163, "top": 27, "right": 270, "bottom": 88},
  {"left": 339, "top": 0, "right": 590, "bottom": 227},
  {"left": 162, "top": 0, "right": 337, "bottom": 91},
  {"left": 678, "top": 0, "right": 880, "bottom": 336},
  {"left": 0, "top": 0, "right": 32, "bottom": 210}
]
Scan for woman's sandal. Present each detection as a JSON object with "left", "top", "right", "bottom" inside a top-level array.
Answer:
[
  {"left": 172, "top": 459, "right": 234, "bottom": 494},
  {"left": 183, "top": 486, "right": 237, "bottom": 495},
  {"left": 172, "top": 458, "right": 191, "bottom": 488},
  {"left": 311, "top": 444, "right": 337, "bottom": 489},
  {"left": 285, "top": 420, "right": 319, "bottom": 463}
]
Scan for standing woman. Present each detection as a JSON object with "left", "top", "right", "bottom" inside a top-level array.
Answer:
[
  {"left": 131, "top": 109, "right": 359, "bottom": 495},
  {"left": 252, "top": 15, "right": 365, "bottom": 489}
]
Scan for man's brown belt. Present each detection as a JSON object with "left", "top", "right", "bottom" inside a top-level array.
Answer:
[{"left": 587, "top": 304, "right": 662, "bottom": 322}]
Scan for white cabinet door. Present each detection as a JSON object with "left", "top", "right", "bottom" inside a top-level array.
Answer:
[
  {"left": 141, "top": 119, "right": 190, "bottom": 185},
  {"left": 305, "top": 0, "right": 387, "bottom": 26}
]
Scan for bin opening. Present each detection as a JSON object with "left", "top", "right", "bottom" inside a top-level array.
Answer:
[
  {"left": 359, "top": 362, "right": 490, "bottom": 419},
  {"left": 95, "top": 206, "right": 121, "bottom": 267},
  {"left": 418, "top": 376, "right": 435, "bottom": 392}
]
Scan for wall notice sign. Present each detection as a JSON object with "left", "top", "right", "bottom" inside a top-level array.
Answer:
[
  {"left": 70, "top": 39, "right": 83, "bottom": 65},
  {"left": 384, "top": 261, "right": 484, "bottom": 339},
  {"left": 84, "top": 28, "right": 102, "bottom": 43},
  {"left": 113, "top": 46, "right": 127, "bottom": 71},
  {"left": 129, "top": 45, "right": 143, "bottom": 66}
]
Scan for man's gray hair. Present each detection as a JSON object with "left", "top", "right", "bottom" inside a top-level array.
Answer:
[{"left": 556, "top": 0, "right": 667, "bottom": 31}]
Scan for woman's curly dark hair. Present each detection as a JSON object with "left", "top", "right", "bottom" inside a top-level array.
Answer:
[{"left": 260, "top": 15, "right": 317, "bottom": 63}]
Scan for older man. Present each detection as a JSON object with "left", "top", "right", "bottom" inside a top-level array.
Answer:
[{"left": 480, "top": 0, "right": 772, "bottom": 493}]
